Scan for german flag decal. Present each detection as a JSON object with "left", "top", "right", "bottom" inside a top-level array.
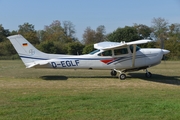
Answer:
[{"left": 22, "top": 43, "right": 28, "bottom": 46}]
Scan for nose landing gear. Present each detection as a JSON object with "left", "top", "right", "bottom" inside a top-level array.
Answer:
[{"left": 145, "top": 69, "right": 152, "bottom": 78}]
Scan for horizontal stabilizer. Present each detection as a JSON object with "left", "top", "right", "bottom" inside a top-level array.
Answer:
[{"left": 26, "top": 61, "right": 49, "bottom": 68}]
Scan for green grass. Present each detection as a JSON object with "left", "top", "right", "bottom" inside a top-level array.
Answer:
[{"left": 0, "top": 60, "right": 180, "bottom": 120}]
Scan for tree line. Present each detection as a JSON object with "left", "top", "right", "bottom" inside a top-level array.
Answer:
[{"left": 0, "top": 17, "right": 180, "bottom": 60}]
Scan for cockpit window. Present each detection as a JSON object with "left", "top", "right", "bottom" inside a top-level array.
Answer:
[
  {"left": 98, "top": 50, "right": 112, "bottom": 56},
  {"left": 89, "top": 49, "right": 100, "bottom": 55},
  {"left": 114, "top": 48, "right": 128, "bottom": 56},
  {"left": 130, "top": 45, "right": 141, "bottom": 53}
]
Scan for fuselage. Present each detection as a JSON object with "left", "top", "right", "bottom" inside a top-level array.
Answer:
[{"left": 33, "top": 46, "right": 169, "bottom": 71}]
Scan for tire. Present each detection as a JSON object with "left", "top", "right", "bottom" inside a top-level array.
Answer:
[
  {"left": 145, "top": 72, "right": 152, "bottom": 78},
  {"left": 111, "top": 70, "right": 117, "bottom": 76},
  {"left": 119, "top": 74, "right": 126, "bottom": 80}
]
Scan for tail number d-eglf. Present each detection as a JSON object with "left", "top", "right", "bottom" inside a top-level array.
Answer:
[{"left": 51, "top": 60, "right": 79, "bottom": 68}]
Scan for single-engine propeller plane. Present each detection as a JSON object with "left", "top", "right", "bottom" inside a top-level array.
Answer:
[{"left": 7, "top": 35, "right": 170, "bottom": 80}]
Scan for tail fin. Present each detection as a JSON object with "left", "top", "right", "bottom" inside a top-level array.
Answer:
[{"left": 7, "top": 35, "right": 48, "bottom": 67}]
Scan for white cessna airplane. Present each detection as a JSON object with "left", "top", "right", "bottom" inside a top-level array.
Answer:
[{"left": 7, "top": 35, "right": 169, "bottom": 80}]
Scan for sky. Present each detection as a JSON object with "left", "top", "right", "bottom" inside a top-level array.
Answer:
[{"left": 0, "top": 0, "right": 180, "bottom": 40}]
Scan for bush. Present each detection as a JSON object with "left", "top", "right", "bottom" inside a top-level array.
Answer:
[
  {"left": 67, "top": 42, "right": 84, "bottom": 55},
  {"left": 82, "top": 44, "right": 94, "bottom": 54}
]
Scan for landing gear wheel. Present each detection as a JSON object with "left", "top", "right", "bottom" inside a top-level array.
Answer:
[
  {"left": 119, "top": 74, "right": 126, "bottom": 80},
  {"left": 145, "top": 72, "right": 152, "bottom": 78},
  {"left": 111, "top": 70, "right": 117, "bottom": 76}
]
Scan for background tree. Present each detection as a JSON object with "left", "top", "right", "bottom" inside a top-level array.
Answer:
[
  {"left": 67, "top": 42, "right": 84, "bottom": 55},
  {"left": 43, "top": 20, "right": 65, "bottom": 42},
  {"left": 43, "top": 20, "right": 76, "bottom": 43},
  {"left": 18, "top": 23, "right": 35, "bottom": 34},
  {"left": 107, "top": 26, "right": 141, "bottom": 42},
  {"left": 37, "top": 41, "right": 58, "bottom": 54},
  {"left": 151, "top": 17, "right": 169, "bottom": 49},
  {"left": 36, "top": 30, "right": 45, "bottom": 42},
  {"left": 82, "top": 44, "right": 94, "bottom": 54},
  {"left": 0, "top": 25, "right": 16, "bottom": 59},
  {"left": 83, "top": 27, "right": 96, "bottom": 45},
  {"left": 18, "top": 23, "right": 39, "bottom": 45},
  {"left": 82, "top": 25, "right": 106, "bottom": 45},
  {"left": 0, "top": 24, "right": 10, "bottom": 42},
  {"left": 169, "top": 23, "right": 180, "bottom": 37},
  {"left": 133, "top": 24, "right": 156, "bottom": 48},
  {"left": 164, "top": 23, "right": 180, "bottom": 59},
  {"left": 133, "top": 24, "right": 152, "bottom": 39},
  {"left": 1, "top": 40, "right": 16, "bottom": 55},
  {"left": 37, "top": 20, "right": 78, "bottom": 54},
  {"left": 63, "top": 21, "right": 76, "bottom": 39},
  {"left": 11, "top": 30, "right": 18, "bottom": 35},
  {"left": 95, "top": 25, "right": 106, "bottom": 42}
]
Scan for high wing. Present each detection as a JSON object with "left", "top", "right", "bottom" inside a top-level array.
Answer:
[{"left": 94, "top": 39, "right": 152, "bottom": 50}]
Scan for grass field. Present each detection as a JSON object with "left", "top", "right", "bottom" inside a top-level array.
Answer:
[{"left": 0, "top": 60, "right": 180, "bottom": 120}]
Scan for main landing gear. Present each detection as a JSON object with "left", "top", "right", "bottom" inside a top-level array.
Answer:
[
  {"left": 111, "top": 69, "right": 126, "bottom": 80},
  {"left": 111, "top": 69, "right": 152, "bottom": 80}
]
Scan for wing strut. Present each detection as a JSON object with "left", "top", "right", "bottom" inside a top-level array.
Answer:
[{"left": 132, "top": 44, "right": 136, "bottom": 67}]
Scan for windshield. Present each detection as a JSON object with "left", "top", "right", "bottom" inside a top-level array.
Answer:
[
  {"left": 89, "top": 49, "right": 100, "bottom": 55},
  {"left": 130, "top": 45, "right": 141, "bottom": 53}
]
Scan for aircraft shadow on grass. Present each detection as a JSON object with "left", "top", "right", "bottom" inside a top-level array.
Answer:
[
  {"left": 41, "top": 74, "right": 180, "bottom": 85},
  {"left": 128, "top": 73, "right": 180, "bottom": 85},
  {"left": 40, "top": 75, "right": 114, "bottom": 80},
  {"left": 40, "top": 75, "right": 68, "bottom": 80},
  {"left": 40, "top": 75, "right": 116, "bottom": 81}
]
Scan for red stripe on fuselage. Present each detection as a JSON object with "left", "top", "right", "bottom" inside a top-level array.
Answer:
[{"left": 100, "top": 59, "right": 114, "bottom": 64}]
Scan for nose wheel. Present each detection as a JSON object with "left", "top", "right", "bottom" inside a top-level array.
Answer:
[{"left": 145, "top": 69, "right": 152, "bottom": 78}]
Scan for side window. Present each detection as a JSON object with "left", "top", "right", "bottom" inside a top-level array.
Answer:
[
  {"left": 114, "top": 48, "right": 128, "bottom": 56},
  {"left": 98, "top": 50, "right": 112, "bottom": 56}
]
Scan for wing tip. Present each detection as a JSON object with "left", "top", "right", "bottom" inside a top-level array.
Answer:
[{"left": 7, "top": 34, "right": 23, "bottom": 39}]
